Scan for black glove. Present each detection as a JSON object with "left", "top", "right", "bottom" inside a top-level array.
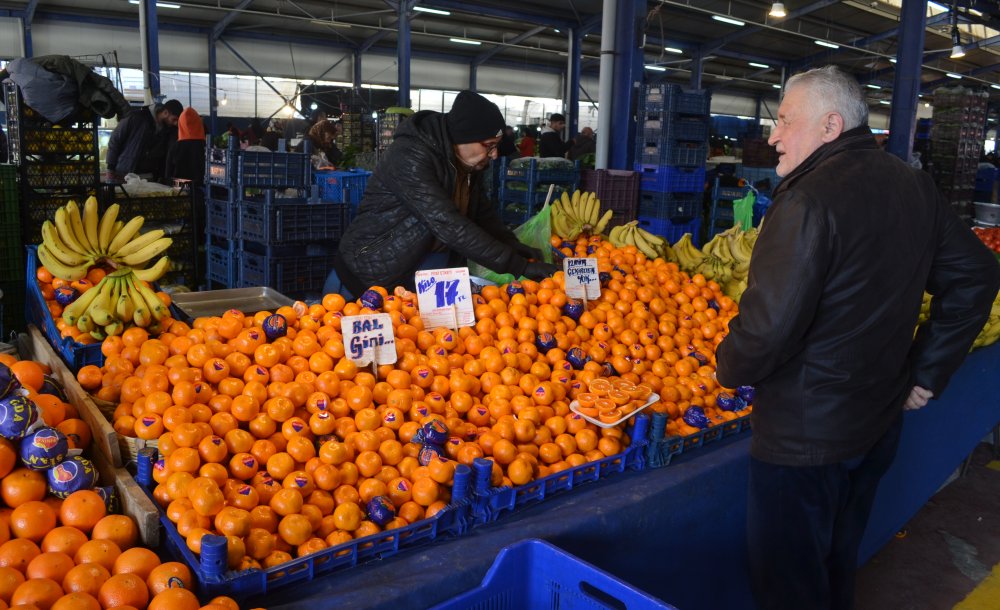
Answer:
[
  {"left": 523, "top": 261, "right": 560, "bottom": 280},
  {"left": 512, "top": 242, "right": 545, "bottom": 261}
]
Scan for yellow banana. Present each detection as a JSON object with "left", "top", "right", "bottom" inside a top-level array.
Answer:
[
  {"left": 98, "top": 204, "right": 120, "bottom": 254},
  {"left": 571, "top": 189, "right": 581, "bottom": 208},
  {"left": 561, "top": 191, "right": 572, "bottom": 208},
  {"left": 62, "top": 282, "right": 102, "bottom": 325},
  {"left": 129, "top": 275, "right": 169, "bottom": 321},
  {"left": 65, "top": 200, "right": 96, "bottom": 255},
  {"left": 113, "top": 229, "right": 166, "bottom": 260},
  {"left": 107, "top": 216, "right": 146, "bottom": 256},
  {"left": 41, "top": 221, "right": 92, "bottom": 267},
  {"left": 53, "top": 207, "right": 90, "bottom": 256},
  {"left": 124, "top": 279, "right": 151, "bottom": 327},
  {"left": 37, "top": 244, "right": 90, "bottom": 281},
  {"left": 133, "top": 257, "right": 172, "bottom": 283},
  {"left": 83, "top": 197, "right": 100, "bottom": 253},
  {"left": 593, "top": 209, "right": 613, "bottom": 235}
]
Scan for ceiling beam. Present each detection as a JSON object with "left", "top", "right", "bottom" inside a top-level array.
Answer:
[
  {"left": 420, "top": 0, "right": 576, "bottom": 30},
  {"left": 699, "top": 0, "right": 841, "bottom": 55},
  {"left": 920, "top": 62, "right": 1000, "bottom": 91},
  {"left": 24, "top": 0, "right": 39, "bottom": 24},
  {"left": 473, "top": 25, "right": 547, "bottom": 66},
  {"left": 212, "top": 0, "right": 253, "bottom": 41}
]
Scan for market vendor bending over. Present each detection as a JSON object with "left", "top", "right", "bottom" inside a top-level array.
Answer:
[{"left": 327, "top": 90, "right": 558, "bottom": 298}]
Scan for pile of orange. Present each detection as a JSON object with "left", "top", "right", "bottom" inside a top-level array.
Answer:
[
  {"left": 75, "top": 234, "right": 746, "bottom": 571},
  {"left": 0, "top": 488, "right": 240, "bottom": 610},
  {"left": 0, "top": 355, "right": 92, "bottom": 450},
  {"left": 35, "top": 265, "right": 174, "bottom": 344}
]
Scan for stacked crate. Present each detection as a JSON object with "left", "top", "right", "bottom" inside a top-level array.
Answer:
[
  {"left": 205, "top": 140, "right": 349, "bottom": 298},
  {"left": 336, "top": 113, "right": 364, "bottom": 154},
  {"left": 497, "top": 158, "right": 580, "bottom": 226},
  {"left": 3, "top": 81, "right": 99, "bottom": 246},
  {"left": 634, "top": 84, "right": 710, "bottom": 245},
  {"left": 376, "top": 110, "right": 410, "bottom": 162},
  {"left": 579, "top": 169, "right": 641, "bottom": 231},
  {"left": 0, "top": 164, "right": 23, "bottom": 338},
  {"left": 930, "top": 86, "right": 988, "bottom": 220}
]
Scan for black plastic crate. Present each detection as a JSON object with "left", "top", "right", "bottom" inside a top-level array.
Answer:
[
  {"left": 19, "top": 189, "right": 97, "bottom": 245},
  {"left": 0, "top": 279, "right": 26, "bottom": 340},
  {"left": 1, "top": 165, "right": 18, "bottom": 228},
  {"left": 239, "top": 199, "right": 351, "bottom": 245},
  {"left": 114, "top": 191, "right": 193, "bottom": 225},
  {"left": 206, "top": 198, "right": 237, "bottom": 238},
  {"left": 206, "top": 240, "right": 239, "bottom": 288},
  {"left": 19, "top": 128, "right": 97, "bottom": 157},
  {"left": 0, "top": 226, "right": 22, "bottom": 282},
  {"left": 579, "top": 169, "right": 640, "bottom": 229},
  {"left": 239, "top": 242, "right": 337, "bottom": 297},
  {"left": 21, "top": 162, "right": 98, "bottom": 189},
  {"left": 639, "top": 191, "right": 703, "bottom": 223}
]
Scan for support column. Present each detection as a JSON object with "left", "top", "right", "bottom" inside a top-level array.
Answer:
[
  {"left": 20, "top": 17, "right": 32, "bottom": 57},
  {"left": 353, "top": 50, "right": 362, "bottom": 92},
  {"left": 139, "top": 0, "right": 161, "bottom": 103},
  {"left": 397, "top": 2, "right": 412, "bottom": 108},
  {"left": 754, "top": 95, "right": 762, "bottom": 137},
  {"left": 690, "top": 51, "right": 704, "bottom": 90},
  {"left": 566, "top": 28, "right": 582, "bottom": 138},
  {"left": 887, "top": 0, "right": 927, "bottom": 161},
  {"left": 208, "top": 34, "right": 218, "bottom": 139},
  {"left": 609, "top": 0, "right": 645, "bottom": 169},
  {"left": 469, "top": 64, "right": 477, "bottom": 92}
]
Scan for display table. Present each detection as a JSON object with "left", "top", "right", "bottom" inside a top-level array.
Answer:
[{"left": 253, "top": 344, "right": 1000, "bottom": 610}]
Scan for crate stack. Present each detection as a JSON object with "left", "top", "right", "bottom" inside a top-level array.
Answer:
[
  {"left": 930, "top": 86, "right": 988, "bottom": 220},
  {"left": 336, "top": 113, "right": 364, "bottom": 153},
  {"left": 913, "top": 118, "right": 933, "bottom": 173},
  {"left": 633, "top": 84, "right": 710, "bottom": 245},
  {"left": 497, "top": 158, "right": 580, "bottom": 226},
  {"left": 0, "top": 164, "right": 22, "bottom": 338},
  {"left": 313, "top": 169, "right": 372, "bottom": 221},
  {"left": 579, "top": 169, "right": 641, "bottom": 231},
  {"left": 376, "top": 109, "right": 411, "bottom": 162},
  {"left": 707, "top": 177, "right": 749, "bottom": 239},
  {"left": 205, "top": 140, "right": 349, "bottom": 298},
  {"left": 3, "top": 81, "right": 99, "bottom": 246}
]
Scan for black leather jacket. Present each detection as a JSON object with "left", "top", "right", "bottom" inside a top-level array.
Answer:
[
  {"left": 336, "top": 111, "right": 526, "bottom": 291},
  {"left": 717, "top": 126, "right": 1000, "bottom": 466}
]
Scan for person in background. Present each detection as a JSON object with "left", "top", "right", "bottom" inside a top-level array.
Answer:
[
  {"left": 296, "top": 120, "right": 343, "bottom": 166},
  {"left": 242, "top": 118, "right": 264, "bottom": 147},
  {"left": 106, "top": 99, "right": 182, "bottom": 179},
  {"left": 498, "top": 125, "right": 517, "bottom": 159},
  {"left": 259, "top": 119, "right": 282, "bottom": 151},
  {"left": 568, "top": 126, "right": 596, "bottom": 161},
  {"left": 0, "top": 127, "right": 7, "bottom": 164},
  {"left": 163, "top": 107, "right": 206, "bottom": 186},
  {"left": 715, "top": 65, "right": 1000, "bottom": 610},
  {"left": 539, "top": 112, "right": 570, "bottom": 158},
  {"left": 329, "top": 90, "right": 558, "bottom": 297},
  {"left": 517, "top": 127, "right": 537, "bottom": 158}
]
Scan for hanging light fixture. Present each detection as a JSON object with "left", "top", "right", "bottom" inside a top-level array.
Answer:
[
  {"left": 950, "top": 1, "right": 965, "bottom": 58},
  {"left": 769, "top": 3, "right": 787, "bottom": 18}
]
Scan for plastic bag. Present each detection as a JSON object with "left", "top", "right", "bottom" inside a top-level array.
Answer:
[
  {"left": 469, "top": 203, "right": 553, "bottom": 284},
  {"left": 121, "top": 174, "right": 177, "bottom": 196},
  {"left": 732, "top": 189, "right": 756, "bottom": 231}
]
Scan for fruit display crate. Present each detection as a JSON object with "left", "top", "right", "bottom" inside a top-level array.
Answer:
[
  {"left": 432, "top": 539, "right": 677, "bottom": 610},
  {"left": 207, "top": 141, "right": 311, "bottom": 188},
  {"left": 635, "top": 141, "right": 708, "bottom": 168},
  {"left": 206, "top": 197, "right": 238, "bottom": 239},
  {"left": 20, "top": 161, "right": 99, "bottom": 189},
  {"left": 644, "top": 411, "right": 752, "bottom": 468},
  {"left": 634, "top": 164, "right": 706, "bottom": 194},
  {"left": 238, "top": 241, "right": 337, "bottom": 298},
  {"left": 3, "top": 81, "right": 99, "bottom": 165},
  {"left": 238, "top": 197, "right": 351, "bottom": 245},
  {"left": 638, "top": 216, "right": 701, "bottom": 247},
  {"left": 468, "top": 416, "right": 648, "bottom": 525},
  {"left": 101, "top": 186, "right": 194, "bottom": 225},
  {"left": 638, "top": 191, "right": 703, "bottom": 223},
  {"left": 135, "top": 448, "right": 471, "bottom": 601},
  {"left": 579, "top": 169, "right": 640, "bottom": 229},
  {"left": 313, "top": 169, "right": 372, "bottom": 210}
]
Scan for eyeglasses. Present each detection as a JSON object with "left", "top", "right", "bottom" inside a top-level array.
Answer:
[{"left": 481, "top": 139, "right": 500, "bottom": 153}]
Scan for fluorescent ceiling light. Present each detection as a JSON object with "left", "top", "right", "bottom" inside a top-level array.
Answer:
[
  {"left": 128, "top": 0, "right": 181, "bottom": 7},
  {"left": 927, "top": 1, "right": 949, "bottom": 11},
  {"left": 879, "top": 100, "right": 890, "bottom": 105},
  {"left": 946, "top": 72, "right": 963, "bottom": 79},
  {"left": 769, "top": 3, "right": 787, "bottom": 18},
  {"left": 866, "top": 84, "right": 881, "bottom": 89},
  {"left": 712, "top": 15, "right": 745, "bottom": 27},
  {"left": 644, "top": 65, "right": 667, "bottom": 72},
  {"left": 664, "top": 47, "right": 684, "bottom": 54},
  {"left": 992, "top": 84, "right": 1000, "bottom": 90},
  {"left": 815, "top": 40, "right": 840, "bottom": 49},
  {"left": 889, "top": 58, "right": 897, "bottom": 63},
  {"left": 772, "top": 84, "right": 782, "bottom": 89},
  {"left": 450, "top": 38, "right": 481, "bottom": 45},
  {"left": 413, "top": 6, "right": 450, "bottom": 15},
  {"left": 310, "top": 19, "right": 352, "bottom": 28},
  {"left": 749, "top": 62, "right": 770, "bottom": 69},
  {"left": 951, "top": 44, "right": 965, "bottom": 58}
]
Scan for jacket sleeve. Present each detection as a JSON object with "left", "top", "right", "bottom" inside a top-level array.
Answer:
[
  {"left": 380, "top": 137, "right": 529, "bottom": 277},
  {"left": 716, "top": 192, "right": 831, "bottom": 388},
  {"left": 105, "top": 114, "right": 131, "bottom": 172},
  {"left": 908, "top": 197, "right": 1000, "bottom": 396}
]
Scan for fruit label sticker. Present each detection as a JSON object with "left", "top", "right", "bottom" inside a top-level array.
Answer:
[
  {"left": 563, "top": 258, "right": 601, "bottom": 300},
  {"left": 414, "top": 268, "right": 475, "bottom": 329},
  {"left": 342, "top": 314, "right": 397, "bottom": 366}
]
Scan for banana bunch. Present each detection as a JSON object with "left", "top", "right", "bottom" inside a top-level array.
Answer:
[
  {"left": 670, "top": 226, "right": 760, "bottom": 302},
  {"left": 608, "top": 220, "right": 673, "bottom": 261},
  {"left": 62, "top": 268, "right": 172, "bottom": 340},
  {"left": 38, "top": 197, "right": 173, "bottom": 283},
  {"left": 551, "top": 189, "right": 613, "bottom": 240},
  {"left": 972, "top": 293, "right": 1000, "bottom": 350},
  {"left": 672, "top": 233, "right": 705, "bottom": 270}
]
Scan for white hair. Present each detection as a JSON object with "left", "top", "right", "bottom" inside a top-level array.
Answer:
[{"left": 785, "top": 65, "right": 868, "bottom": 130}]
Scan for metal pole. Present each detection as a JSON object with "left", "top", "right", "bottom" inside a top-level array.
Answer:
[
  {"left": 20, "top": 16, "right": 31, "bottom": 57},
  {"left": 208, "top": 34, "right": 218, "bottom": 138},
  {"left": 566, "top": 28, "right": 582, "bottom": 139},
  {"left": 887, "top": 0, "right": 927, "bottom": 161},
  {"left": 397, "top": 2, "right": 411, "bottom": 107},
  {"left": 138, "top": 0, "right": 151, "bottom": 105},
  {"left": 609, "top": 0, "right": 643, "bottom": 169},
  {"left": 469, "top": 64, "right": 477, "bottom": 92},
  {"left": 141, "top": 0, "right": 161, "bottom": 102},
  {"left": 353, "top": 50, "right": 362, "bottom": 92},
  {"left": 595, "top": 0, "right": 616, "bottom": 169},
  {"left": 690, "top": 51, "right": 703, "bottom": 90}
]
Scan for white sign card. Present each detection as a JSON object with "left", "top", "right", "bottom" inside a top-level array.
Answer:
[
  {"left": 563, "top": 258, "right": 601, "bottom": 300},
  {"left": 414, "top": 267, "right": 475, "bottom": 329},
  {"left": 342, "top": 314, "right": 397, "bottom": 366}
]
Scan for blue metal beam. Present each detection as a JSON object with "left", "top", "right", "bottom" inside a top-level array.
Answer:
[
  {"left": 700, "top": 0, "right": 840, "bottom": 54},
  {"left": 24, "top": 0, "right": 39, "bottom": 23},
  {"left": 398, "top": 0, "right": 414, "bottom": 106},
  {"left": 143, "top": 0, "right": 161, "bottom": 99},
  {"left": 212, "top": 0, "right": 253, "bottom": 40},
  {"left": 567, "top": 28, "right": 582, "bottom": 137},
  {"left": 208, "top": 34, "right": 218, "bottom": 137},
  {"left": 610, "top": 0, "right": 644, "bottom": 170},
  {"left": 921, "top": 62, "right": 1000, "bottom": 91},
  {"left": 421, "top": 0, "right": 575, "bottom": 30},
  {"left": 353, "top": 50, "right": 362, "bottom": 91},
  {"left": 473, "top": 25, "right": 547, "bottom": 67},
  {"left": 469, "top": 64, "right": 477, "bottom": 91},
  {"left": 887, "top": 0, "right": 927, "bottom": 161},
  {"left": 690, "top": 51, "right": 704, "bottom": 90}
]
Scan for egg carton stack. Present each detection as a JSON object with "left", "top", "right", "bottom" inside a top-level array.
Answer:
[
  {"left": 633, "top": 84, "right": 710, "bottom": 244},
  {"left": 335, "top": 112, "right": 364, "bottom": 153},
  {"left": 930, "top": 86, "right": 988, "bottom": 221},
  {"left": 376, "top": 110, "right": 410, "bottom": 162},
  {"left": 0, "top": 164, "right": 23, "bottom": 337}
]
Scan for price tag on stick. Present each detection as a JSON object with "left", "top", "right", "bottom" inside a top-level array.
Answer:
[
  {"left": 342, "top": 314, "right": 397, "bottom": 367},
  {"left": 415, "top": 267, "right": 475, "bottom": 330},
  {"left": 563, "top": 258, "right": 601, "bottom": 301}
]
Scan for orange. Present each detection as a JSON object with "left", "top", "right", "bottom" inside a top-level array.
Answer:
[
  {"left": 10, "top": 577, "right": 63, "bottom": 609},
  {"left": 10, "top": 362, "right": 45, "bottom": 392},
  {"left": 0, "top": 439, "right": 16, "bottom": 480},
  {"left": 0, "top": 539, "right": 39, "bottom": 573},
  {"left": 9, "top": 502, "right": 56, "bottom": 543},
  {"left": 145, "top": 562, "right": 192, "bottom": 596},
  {"left": 30, "top": 395, "right": 66, "bottom": 428},
  {"left": 73, "top": 540, "right": 121, "bottom": 573},
  {"left": 51, "top": 591, "right": 102, "bottom": 610},
  {"left": 2, "top": 469, "right": 47, "bottom": 508},
  {"left": 61, "top": 562, "right": 110, "bottom": 598},
  {"left": 98, "top": 573, "right": 149, "bottom": 610},
  {"left": 148, "top": 587, "right": 199, "bottom": 610},
  {"left": 112, "top": 548, "right": 160, "bottom": 580},
  {"left": 25, "top": 553, "right": 74, "bottom": 584},
  {"left": 58, "top": 491, "right": 105, "bottom": 533},
  {"left": 0, "top": 566, "right": 25, "bottom": 603},
  {"left": 90, "top": 515, "right": 138, "bottom": 551}
]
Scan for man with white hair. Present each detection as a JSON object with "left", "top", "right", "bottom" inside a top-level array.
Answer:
[{"left": 716, "top": 65, "right": 1000, "bottom": 609}]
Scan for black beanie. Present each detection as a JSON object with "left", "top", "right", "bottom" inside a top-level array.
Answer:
[
  {"left": 446, "top": 90, "right": 505, "bottom": 144},
  {"left": 162, "top": 99, "right": 183, "bottom": 117}
]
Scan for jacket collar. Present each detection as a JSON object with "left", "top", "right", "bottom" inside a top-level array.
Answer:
[{"left": 773, "top": 125, "right": 877, "bottom": 196}]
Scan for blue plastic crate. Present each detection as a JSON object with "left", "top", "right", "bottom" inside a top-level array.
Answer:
[
  {"left": 638, "top": 191, "right": 703, "bottom": 223},
  {"left": 238, "top": 199, "right": 351, "bottom": 245},
  {"left": 314, "top": 170, "right": 371, "bottom": 207},
  {"left": 431, "top": 539, "right": 676, "bottom": 610},
  {"left": 637, "top": 216, "right": 701, "bottom": 247},
  {"left": 206, "top": 241, "right": 239, "bottom": 288},
  {"left": 634, "top": 165, "right": 706, "bottom": 194},
  {"left": 239, "top": 242, "right": 337, "bottom": 298},
  {"left": 504, "top": 158, "right": 581, "bottom": 184},
  {"left": 634, "top": 141, "right": 707, "bottom": 168},
  {"left": 133, "top": 449, "right": 470, "bottom": 601},
  {"left": 205, "top": 198, "right": 237, "bottom": 239},
  {"left": 638, "top": 118, "right": 709, "bottom": 143},
  {"left": 640, "top": 84, "right": 710, "bottom": 117},
  {"left": 240, "top": 150, "right": 310, "bottom": 187},
  {"left": 737, "top": 166, "right": 781, "bottom": 195}
]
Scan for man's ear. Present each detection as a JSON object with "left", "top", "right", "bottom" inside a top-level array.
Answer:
[{"left": 821, "top": 112, "right": 844, "bottom": 143}]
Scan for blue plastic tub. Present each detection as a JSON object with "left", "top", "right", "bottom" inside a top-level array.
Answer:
[
  {"left": 431, "top": 539, "right": 677, "bottom": 610},
  {"left": 634, "top": 165, "right": 706, "bottom": 194},
  {"left": 644, "top": 411, "right": 752, "bottom": 469},
  {"left": 638, "top": 191, "right": 703, "bottom": 223},
  {"left": 238, "top": 199, "right": 351, "bottom": 245},
  {"left": 314, "top": 169, "right": 372, "bottom": 208}
]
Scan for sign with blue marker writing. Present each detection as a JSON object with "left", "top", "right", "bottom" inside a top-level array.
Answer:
[
  {"left": 341, "top": 314, "right": 397, "bottom": 366},
  {"left": 563, "top": 257, "right": 600, "bottom": 300},
  {"left": 414, "top": 267, "right": 475, "bottom": 329}
]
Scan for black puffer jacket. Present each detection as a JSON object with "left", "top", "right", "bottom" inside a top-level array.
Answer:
[
  {"left": 716, "top": 126, "right": 1000, "bottom": 466},
  {"left": 336, "top": 111, "right": 526, "bottom": 291}
]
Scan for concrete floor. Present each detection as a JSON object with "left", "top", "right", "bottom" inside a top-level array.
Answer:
[{"left": 855, "top": 443, "right": 1000, "bottom": 610}]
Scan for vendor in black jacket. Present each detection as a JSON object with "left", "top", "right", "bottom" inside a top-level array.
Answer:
[
  {"left": 330, "top": 90, "right": 557, "bottom": 297},
  {"left": 715, "top": 66, "right": 1000, "bottom": 610}
]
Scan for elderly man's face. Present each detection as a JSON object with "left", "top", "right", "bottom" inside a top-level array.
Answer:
[{"left": 768, "top": 84, "right": 835, "bottom": 177}]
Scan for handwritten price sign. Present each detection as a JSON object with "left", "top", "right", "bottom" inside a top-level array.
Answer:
[
  {"left": 563, "top": 258, "right": 601, "bottom": 300},
  {"left": 415, "top": 268, "right": 475, "bottom": 329},
  {"left": 341, "top": 314, "right": 397, "bottom": 366}
]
